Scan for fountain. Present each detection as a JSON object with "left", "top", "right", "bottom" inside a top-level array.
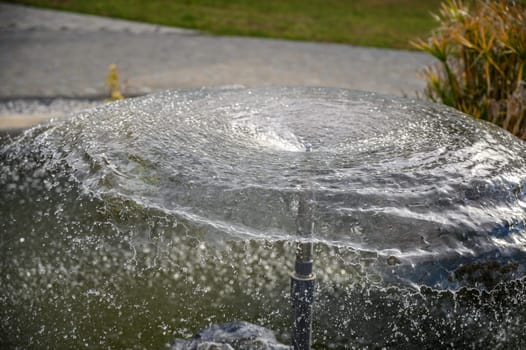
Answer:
[{"left": 1, "top": 86, "right": 526, "bottom": 349}]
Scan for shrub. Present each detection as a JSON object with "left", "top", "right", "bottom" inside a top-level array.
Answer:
[{"left": 412, "top": 0, "right": 526, "bottom": 140}]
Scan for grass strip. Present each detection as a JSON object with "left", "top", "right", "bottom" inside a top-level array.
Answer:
[{"left": 7, "top": 0, "right": 441, "bottom": 49}]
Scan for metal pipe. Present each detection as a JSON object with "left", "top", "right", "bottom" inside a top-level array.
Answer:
[
  {"left": 291, "top": 245, "right": 315, "bottom": 350},
  {"left": 291, "top": 143, "right": 315, "bottom": 350}
]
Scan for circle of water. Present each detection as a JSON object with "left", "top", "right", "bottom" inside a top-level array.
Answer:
[{"left": 58, "top": 87, "right": 526, "bottom": 257}]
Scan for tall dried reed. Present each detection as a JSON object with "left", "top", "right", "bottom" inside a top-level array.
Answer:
[{"left": 412, "top": 0, "right": 526, "bottom": 140}]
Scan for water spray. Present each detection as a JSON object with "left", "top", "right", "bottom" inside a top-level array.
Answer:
[{"left": 291, "top": 143, "right": 315, "bottom": 350}]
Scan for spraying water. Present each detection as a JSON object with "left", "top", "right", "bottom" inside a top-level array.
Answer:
[{"left": 1, "top": 87, "right": 526, "bottom": 349}]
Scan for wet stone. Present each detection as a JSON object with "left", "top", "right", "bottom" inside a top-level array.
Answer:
[{"left": 171, "top": 321, "right": 290, "bottom": 350}]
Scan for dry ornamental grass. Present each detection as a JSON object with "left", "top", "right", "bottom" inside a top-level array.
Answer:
[{"left": 413, "top": 0, "right": 526, "bottom": 140}]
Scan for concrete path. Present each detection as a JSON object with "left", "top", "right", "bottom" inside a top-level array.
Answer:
[{"left": 0, "top": 2, "right": 436, "bottom": 129}]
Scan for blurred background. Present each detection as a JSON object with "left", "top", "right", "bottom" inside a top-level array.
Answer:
[{"left": 0, "top": 0, "right": 442, "bottom": 130}]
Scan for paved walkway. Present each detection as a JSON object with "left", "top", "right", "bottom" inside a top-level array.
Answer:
[{"left": 0, "top": 2, "right": 435, "bottom": 129}]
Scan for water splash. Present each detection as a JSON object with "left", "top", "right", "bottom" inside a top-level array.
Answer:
[
  {"left": 45, "top": 88, "right": 526, "bottom": 255},
  {"left": 1, "top": 87, "right": 526, "bottom": 349}
]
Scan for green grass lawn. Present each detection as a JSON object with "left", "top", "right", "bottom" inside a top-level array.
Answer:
[{"left": 7, "top": 0, "right": 442, "bottom": 49}]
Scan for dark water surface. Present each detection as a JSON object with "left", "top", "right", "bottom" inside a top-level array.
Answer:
[{"left": 1, "top": 87, "right": 526, "bottom": 349}]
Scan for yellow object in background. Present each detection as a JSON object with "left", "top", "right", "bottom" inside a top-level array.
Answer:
[{"left": 106, "top": 64, "right": 124, "bottom": 101}]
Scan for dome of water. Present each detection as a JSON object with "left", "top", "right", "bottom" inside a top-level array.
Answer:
[{"left": 1, "top": 87, "right": 526, "bottom": 349}]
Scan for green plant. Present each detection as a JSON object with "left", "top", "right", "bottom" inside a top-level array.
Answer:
[{"left": 412, "top": 0, "right": 526, "bottom": 140}]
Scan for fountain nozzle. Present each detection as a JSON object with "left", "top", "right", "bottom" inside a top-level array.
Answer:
[{"left": 291, "top": 144, "right": 315, "bottom": 350}]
